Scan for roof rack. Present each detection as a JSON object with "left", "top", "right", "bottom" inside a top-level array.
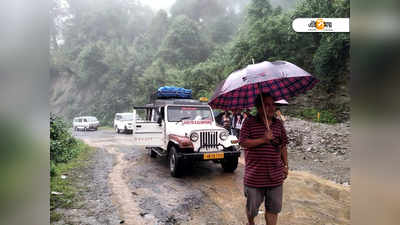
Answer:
[{"left": 151, "top": 98, "right": 207, "bottom": 107}]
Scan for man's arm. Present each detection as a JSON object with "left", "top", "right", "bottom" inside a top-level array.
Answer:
[
  {"left": 281, "top": 145, "right": 288, "bottom": 178},
  {"left": 240, "top": 129, "right": 274, "bottom": 148},
  {"left": 240, "top": 137, "right": 267, "bottom": 148},
  {"left": 281, "top": 145, "right": 288, "bottom": 167}
]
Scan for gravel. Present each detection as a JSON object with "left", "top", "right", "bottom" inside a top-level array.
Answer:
[
  {"left": 284, "top": 116, "right": 351, "bottom": 184},
  {"left": 52, "top": 147, "right": 121, "bottom": 225}
]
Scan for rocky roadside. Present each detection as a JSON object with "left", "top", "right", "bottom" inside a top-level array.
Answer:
[
  {"left": 284, "top": 116, "right": 351, "bottom": 185},
  {"left": 52, "top": 147, "right": 122, "bottom": 225}
]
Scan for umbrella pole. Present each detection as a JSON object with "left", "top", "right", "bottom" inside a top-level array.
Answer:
[{"left": 260, "top": 94, "right": 270, "bottom": 130}]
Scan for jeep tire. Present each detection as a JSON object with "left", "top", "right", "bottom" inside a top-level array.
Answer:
[
  {"left": 169, "top": 146, "right": 183, "bottom": 177},
  {"left": 150, "top": 148, "right": 157, "bottom": 158},
  {"left": 221, "top": 157, "right": 238, "bottom": 172}
]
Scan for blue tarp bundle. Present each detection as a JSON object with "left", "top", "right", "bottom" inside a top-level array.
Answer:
[{"left": 157, "top": 86, "right": 192, "bottom": 99}]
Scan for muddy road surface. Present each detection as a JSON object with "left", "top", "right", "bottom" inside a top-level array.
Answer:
[{"left": 55, "top": 129, "right": 350, "bottom": 225}]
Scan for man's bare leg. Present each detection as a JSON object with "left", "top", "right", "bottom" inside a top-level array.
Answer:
[
  {"left": 246, "top": 210, "right": 256, "bottom": 225},
  {"left": 247, "top": 217, "right": 255, "bottom": 225},
  {"left": 265, "top": 212, "right": 278, "bottom": 225}
]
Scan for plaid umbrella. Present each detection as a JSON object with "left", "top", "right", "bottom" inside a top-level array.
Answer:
[{"left": 208, "top": 60, "right": 319, "bottom": 111}]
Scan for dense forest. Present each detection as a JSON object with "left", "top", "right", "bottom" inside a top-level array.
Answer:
[{"left": 50, "top": 0, "right": 350, "bottom": 125}]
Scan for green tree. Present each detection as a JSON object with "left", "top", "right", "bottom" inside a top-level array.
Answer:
[
  {"left": 76, "top": 42, "right": 108, "bottom": 86},
  {"left": 158, "top": 15, "right": 211, "bottom": 68},
  {"left": 147, "top": 10, "right": 170, "bottom": 48}
]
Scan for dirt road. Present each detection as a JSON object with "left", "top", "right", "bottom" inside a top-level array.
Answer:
[{"left": 55, "top": 129, "right": 350, "bottom": 225}]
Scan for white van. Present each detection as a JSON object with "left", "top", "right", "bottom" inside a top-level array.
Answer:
[
  {"left": 114, "top": 113, "right": 134, "bottom": 134},
  {"left": 73, "top": 116, "right": 100, "bottom": 131}
]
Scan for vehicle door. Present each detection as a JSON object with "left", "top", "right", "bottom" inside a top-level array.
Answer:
[
  {"left": 132, "top": 107, "right": 164, "bottom": 147},
  {"left": 82, "top": 118, "right": 88, "bottom": 128},
  {"left": 115, "top": 115, "right": 121, "bottom": 129},
  {"left": 77, "top": 119, "right": 83, "bottom": 128},
  {"left": 73, "top": 118, "right": 77, "bottom": 128}
]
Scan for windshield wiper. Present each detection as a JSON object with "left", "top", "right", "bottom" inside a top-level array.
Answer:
[{"left": 176, "top": 116, "right": 191, "bottom": 124}]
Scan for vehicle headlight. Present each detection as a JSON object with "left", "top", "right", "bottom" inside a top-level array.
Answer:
[
  {"left": 190, "top": 132, "right": 199, "bottom": 142},
  {"left": 219, "top": 131, "right": 228, "bottom": 141}
]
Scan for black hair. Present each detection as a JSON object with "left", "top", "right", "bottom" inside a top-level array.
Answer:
[{"left": 255, "top": 93, "right": 272, "bottom": 108}]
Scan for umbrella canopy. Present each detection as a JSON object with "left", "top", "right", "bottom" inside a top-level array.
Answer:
[{"left": 208, "top": 60, "right": 318, "bottom": 111}]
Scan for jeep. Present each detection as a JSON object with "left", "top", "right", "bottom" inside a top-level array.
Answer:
[
  {"left": 132, "top": 98, "right": 240, "bottom": 177},
  {"left": 114, "top": 112, "right": 134, "bottom": 134}
]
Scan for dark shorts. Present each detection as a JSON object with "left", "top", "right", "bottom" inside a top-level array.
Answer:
[{"left": 244, "top": 184, "right": 283, "bottom": 218}]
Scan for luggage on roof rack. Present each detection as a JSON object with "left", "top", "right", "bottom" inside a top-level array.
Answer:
[{"left": 156, "top": 86, "right": 192, "bottom": 99}]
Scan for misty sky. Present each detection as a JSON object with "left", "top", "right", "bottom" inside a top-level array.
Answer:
[{"left": 140, "top": 0, "right": 176, "bottom": 11}]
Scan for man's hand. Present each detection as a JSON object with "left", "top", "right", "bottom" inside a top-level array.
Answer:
[
  {"left": 283, "top": 166, "right": 289, "bottom": 179},
  {"left": 264, "top": 129, "right": 274, "bottom": 143}
]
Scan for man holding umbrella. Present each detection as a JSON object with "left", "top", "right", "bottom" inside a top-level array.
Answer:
[
  {"left": 240, "top": 93, "right": 288, "bottom": 225},
  {"left": 208, "top": 60, "right": 318, "bottom": 225}
]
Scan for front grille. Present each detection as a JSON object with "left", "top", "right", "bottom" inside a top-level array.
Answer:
[{"left": 200, "top": 131, "right": 218, "bottom": 150}]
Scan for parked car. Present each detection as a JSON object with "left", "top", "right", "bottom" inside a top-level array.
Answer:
[
  {"left": 73, "top": 116, "right": 100, "bottom": 131},
  {"left": 114, "top": 113, "right": 134, "bottom": 134}
]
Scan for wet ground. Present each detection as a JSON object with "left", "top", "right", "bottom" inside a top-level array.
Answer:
[{"left": 53, "top": 129, "right": 350, "bottom": 225}]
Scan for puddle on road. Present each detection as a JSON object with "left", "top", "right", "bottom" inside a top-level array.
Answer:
[
  {"left": 186, "top": 164, "right": 350, "bottom": 225},
  {"left": 126, "top": 154, "right": 350, "bottom": 225}
]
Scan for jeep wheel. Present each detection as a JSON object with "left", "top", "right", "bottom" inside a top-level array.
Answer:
[
  {"left": 150, "top": 148, "right": 157, "bottom": 158},
  {"left": 221, "top": 157, "right": 238, "bottom": 172},
  {"left": 169, "top": 146, "right": 182, "bottom": 177}
]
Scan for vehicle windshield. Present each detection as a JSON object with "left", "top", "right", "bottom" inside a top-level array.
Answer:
[
  {"left": 167, "top": 106, "right": 213, "bottom": 122},
  {"left": 119, "top": 114, "right": 133, "bottom": 121}
]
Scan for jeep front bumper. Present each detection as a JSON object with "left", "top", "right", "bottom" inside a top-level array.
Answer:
[{"left": 177, "top": 150, "right": 240, "bottom": 161}]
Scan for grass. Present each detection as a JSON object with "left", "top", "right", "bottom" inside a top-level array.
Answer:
[
  {"left": 287, "top": 108, "right": 338, "bottom": 124},
  {"left": 50, "top": 141, "right": 93, "bottom": 223}
]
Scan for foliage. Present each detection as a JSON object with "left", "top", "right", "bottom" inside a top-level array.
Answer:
[
  {"left": 50, "top": 140, "right": 92, "bottom": 222},
  {"left": 158, "top": 15, "right": 212, "bottom": 68},
  {"left": 297, "top": 108, "right": 338, "bottom": 124},
  {"left": 148, "top": 10, "right": 170, "bottom": 47},
  {"left": 50, "top": 113, "right": 92, "bottom": 221},
  {"left": 183, "top": 47, "right": 232, "bottom": 99},
  {"left": 50, "top": 0, "right": 350, "bottom": 124},
  {"left": 50, "top": 113, "right": 81, "bottom": 168}
]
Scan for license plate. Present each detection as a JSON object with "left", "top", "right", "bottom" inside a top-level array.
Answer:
[{"left": 203, "top": 152, "right": 224, "bottom": 160}]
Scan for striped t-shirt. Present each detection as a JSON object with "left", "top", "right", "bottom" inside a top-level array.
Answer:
[{"left": 239, "top": 115, "right": 288, "bottom": 187}]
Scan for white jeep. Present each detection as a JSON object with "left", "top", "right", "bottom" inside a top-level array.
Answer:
[
  {"left": 114, "top": 113, "right": 134, "bottom": 134},
  {"left": 133, "top": 98, "right": 240, "bottom": 177}
]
